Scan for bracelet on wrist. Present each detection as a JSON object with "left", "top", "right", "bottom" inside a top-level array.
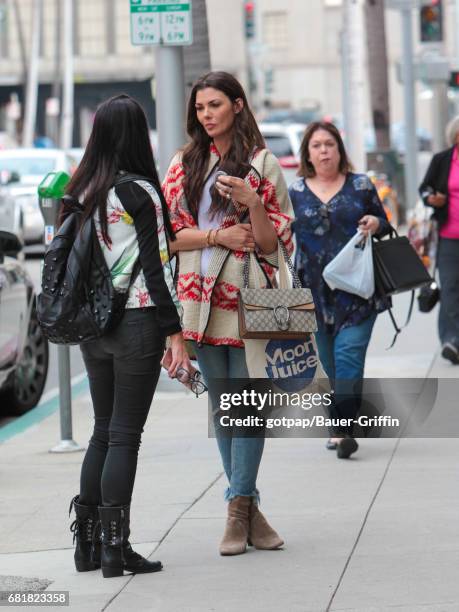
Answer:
[{"left": 205, "top": 229, "right": 212, "bottom": 247}]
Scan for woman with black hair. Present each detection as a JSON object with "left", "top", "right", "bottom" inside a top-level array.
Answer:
[
  {"left": 67, "top": 94, "right": 190, "bottom": 578},
  {"left": 163, "top": 72, "right": 293, "bottom": 556}
]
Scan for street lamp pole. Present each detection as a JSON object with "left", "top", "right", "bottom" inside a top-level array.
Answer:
[
  {"left": 60, "top": 0, "right": 74, "bottom": 150},
  {"left": 22, "top": 0, "right": 42, "bottom": 147},
  {"left": 155, "top": 46, "right": 186, "bottom": 179},
  {"left": 400, "top": 5, "right": 418, "bottom": 212},
  {"left": 386, "top": 0, "right": 426, "bottom": 211}
]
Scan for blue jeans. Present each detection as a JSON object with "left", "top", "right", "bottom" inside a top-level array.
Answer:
[
  {"left": 315, "top": 313, "right": 377, "bottom": 435},
  {"left": 191, "top": 342, "right": 264, "bottom": 503}
]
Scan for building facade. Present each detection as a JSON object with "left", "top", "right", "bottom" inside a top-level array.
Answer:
[
  {"left": 0, "top": 0, "right": 457, "bottom": 146},
  {"left": 207, "top": 0, "right": 459, "bottom": 141},
  {"left": 0, "top": 0, "right": 156, "bottom": 145}
]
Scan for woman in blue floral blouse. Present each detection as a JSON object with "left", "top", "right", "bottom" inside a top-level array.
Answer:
[{"left": 289, "top": 122, "right": 390, "bottom": 459}]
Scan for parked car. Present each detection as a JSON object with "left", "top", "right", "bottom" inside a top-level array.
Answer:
[
  {"left": 0, "top": 230, "right": 48, "bottom": 414},
  {"left": 259, "top": 123, "right": 307, "bottom": 183},
  {"left": 0, "top": 171, "right": 24, "bottom": 241},
  {"left": 262, "top": 108, "right": 319, "bottom": 126},
  {"left": 0, "top": 148, "right": 79, "bottom": 245}
]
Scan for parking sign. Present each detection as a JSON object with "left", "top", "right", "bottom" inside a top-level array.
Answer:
[{"left": 130, "top": 0, "right": 193, "bottom": 46}]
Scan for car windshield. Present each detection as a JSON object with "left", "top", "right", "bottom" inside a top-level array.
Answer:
[
  {"left": 0, "top": 157, "right": 56, "bottom": 178},
  {"left": 264, "top": 135, "right": 293, "bottom": 158}
]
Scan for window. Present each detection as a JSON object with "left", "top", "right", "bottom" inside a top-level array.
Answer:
[
  {"left": 262, "top": 11, "right": 288, "bottom": 49},
  {"left": 78, "top": 0, "right": 106, "bottom": 57}
]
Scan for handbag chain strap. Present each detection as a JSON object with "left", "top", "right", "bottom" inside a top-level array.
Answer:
[{"left": 242, "top": 238, "right": 302, "bottom": 289}]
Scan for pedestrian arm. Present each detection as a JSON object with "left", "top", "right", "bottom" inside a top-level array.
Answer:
[
  {"left": 419, "top": 155, "right": 439, "bottom": 208},
  {"left": 367, "top": 183, "right": 391, "bottom": 237},
  {"left": 247, "top": 195, "right": 278, "bottom": 255},
  {"left": 168, "top": 228, "right": 209, "bottom": 254}
]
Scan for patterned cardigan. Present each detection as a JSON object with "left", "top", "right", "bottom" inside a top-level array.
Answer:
[{"left": 163, "top": 145, "right": 294, "bottom": 348}]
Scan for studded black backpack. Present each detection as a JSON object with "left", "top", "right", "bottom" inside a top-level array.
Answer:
[{"left": 36, "top": 175, "right": 145, "bottom": 345}]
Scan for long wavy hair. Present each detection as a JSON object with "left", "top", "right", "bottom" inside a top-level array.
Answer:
[
  {"left": 64, "top": 94, "right": 174, "bottom": 245},
  {"left": 298, "top": 121, "right": 353, "bottom": 178},
  {"left": 182, "top": 71, "right": 265, "bottom": 220}
]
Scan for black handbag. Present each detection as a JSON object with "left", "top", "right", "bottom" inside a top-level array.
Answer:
[
  {"left": 372, "top": 227, "right": 433, "bottom": 347},
  {"left": 373, "top": 229, "right": 432, "bottom": 296},
  {"left": 417, "top": 282, "right": 440, "bottom": 313}
]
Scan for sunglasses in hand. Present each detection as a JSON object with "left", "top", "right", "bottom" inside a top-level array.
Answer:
[{"left": 161, "top": 348, "right": 208, "bottom": 398}]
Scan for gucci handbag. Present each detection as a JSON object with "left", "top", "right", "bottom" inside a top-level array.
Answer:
[{"left": 238, "top": 239, "right": 317, "bottom": 340}]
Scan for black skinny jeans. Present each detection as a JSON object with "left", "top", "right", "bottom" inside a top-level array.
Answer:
[{"left": 79, "top": 308, "right": 165, "bottom": 507}]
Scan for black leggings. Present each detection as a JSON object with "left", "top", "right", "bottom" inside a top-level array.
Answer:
[{"left": 79, "top": 308, "right": 165, "bottom": 507}]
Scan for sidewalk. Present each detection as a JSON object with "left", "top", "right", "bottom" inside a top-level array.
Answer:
[{"left": 1, "top": 306, "right": 458, "bottom": 611}]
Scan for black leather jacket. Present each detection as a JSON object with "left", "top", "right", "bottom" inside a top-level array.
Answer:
[{"left": 418, "top": 146, "right": 455, "bottom": 228}]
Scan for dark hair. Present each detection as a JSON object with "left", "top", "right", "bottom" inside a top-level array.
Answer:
[
  {"left": 298, "top": 121, "right": 353, "bottom": 178},
  {"left": 65, "top": 94, "right": 174, "bottom": 245},
  {"left": 182, "top": 71, "right": 265, "bottom": 220}
]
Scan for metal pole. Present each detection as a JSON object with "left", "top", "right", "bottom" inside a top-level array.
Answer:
[
  {"left": 456, "top": 0, "right": 459, "bottom": 63},
  {"left": 48, "top": 0, "right": 81, "bottom": 454},
  {"left": 155, "top": 45, "right": 186, "bottom": 179},
  {"left": 50, "top": 0, "right": 61, "bottom": 146},
  {"left": 60, "top": 0, "right": 74, "bottom": 150},
  {"left": 340, "top": 30, "right": 351, "bottom": 150},
  {"left": 49, "top": 347, "right": 83, "bottom": 452},
  {"left": 58, "top": 347, "right": 72, "bottom": 438},
  {"left": 401, "top": 6, "right": 418, "bottom": 212},
  {"left": 22, "top": 0, "right": 42, "bottom": 147},
  {"left": 343, "top": 0, "right": 366, "bottom": 171},
  {"left": 431, "top": 81, "right": 448, "bottom": 150}
]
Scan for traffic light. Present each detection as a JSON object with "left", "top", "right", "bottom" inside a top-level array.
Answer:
[
  {"left": 244, "top": 1, "right": 255, "bottom": 39},
  {"left": 449, "top": 71, "right": 459, "bottom": 90},
  {"left": 420, "top": 0, "right": 443, "bottom": 43}
]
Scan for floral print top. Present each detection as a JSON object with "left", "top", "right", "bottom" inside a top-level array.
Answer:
[
  {"left": 289, "top": 172, "right": 390, "bottom": 335},
  {"left": 94, "top": 177, "right": 182, "bottom": 337}
]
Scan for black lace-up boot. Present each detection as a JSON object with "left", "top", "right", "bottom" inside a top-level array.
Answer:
[
  {"left": 98, "top": 505, "right": 163, "bottom": 578},
  {"left": 69, "top": 496, "right": 101, "bottom": 572}
]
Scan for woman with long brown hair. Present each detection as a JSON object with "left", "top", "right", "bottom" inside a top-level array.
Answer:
[
  {"left": 163, "top": 71, "right": 293, "bottom": 556},
  {"left": 290, "top": 121, "right": 390, "bottom": 459}
]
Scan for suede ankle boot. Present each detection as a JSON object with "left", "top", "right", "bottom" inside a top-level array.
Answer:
[
  {"left": 219, "top": 496, "right": 251, "bottom": 556},
  {"left": 98, "top": 505, "right": 162, "bottom": 578},
  {"left": 69, "top": 495, "right": 101, "bottom": 572},
  {"left": 248, "top": 501, "right": 284, "bottom": 550}
]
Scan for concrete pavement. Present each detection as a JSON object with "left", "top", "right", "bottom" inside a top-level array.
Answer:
[{"left": 1, "top": 299, "right": 458, "bottom": 612}]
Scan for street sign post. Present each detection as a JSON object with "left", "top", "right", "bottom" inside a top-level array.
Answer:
[
  {"left": 129, "top": 1, "right": 189, "bottom": 179},
  {"left": 130, "top": 0, "right": 192, "bottom": 46}
]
